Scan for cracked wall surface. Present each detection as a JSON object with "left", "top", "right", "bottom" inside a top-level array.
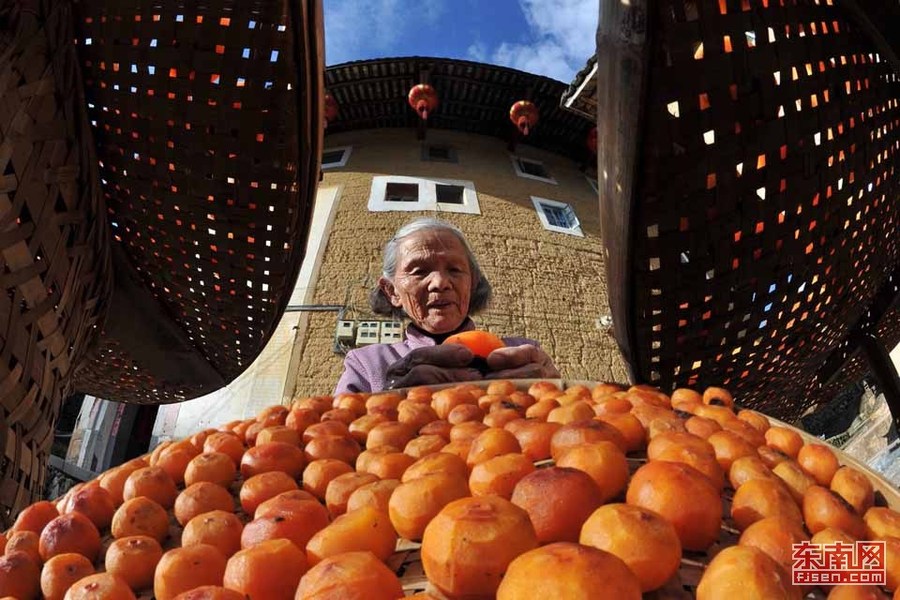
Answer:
[{"left": 290, "top": 129, "right": 629, "bottom": 397}]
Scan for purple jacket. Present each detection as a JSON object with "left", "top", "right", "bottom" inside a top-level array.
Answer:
[{"left": 334, "top": 319, "right": 537, "bottom": 394}]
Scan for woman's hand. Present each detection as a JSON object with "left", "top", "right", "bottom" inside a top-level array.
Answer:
[
  {"left": 384, "top": 345, "right": 483, "bottom": 390},
  {"left": 484, "top": 344, "right": 561, "bottom": 380}
]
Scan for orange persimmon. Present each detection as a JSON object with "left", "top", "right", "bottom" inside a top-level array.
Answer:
[{"left": 443, "top": 330, "right": 505, "bottom": 358}]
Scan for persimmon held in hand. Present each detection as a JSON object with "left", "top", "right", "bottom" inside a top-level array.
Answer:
[{"left": 443, "top": 330, "right": 505, "bottom": 358}]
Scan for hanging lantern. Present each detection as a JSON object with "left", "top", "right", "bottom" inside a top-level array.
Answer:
[
  {"left": 324, "top": 93, "right": 339, "bottom": 128},
  {"left": 509, "top": 100, "right": 539, "bottom": 136},
  {"left": 586, "top": 127, "right": 598, "bottom": 154},
  {"left": 408, "top": 83, "right": 438, "bottom": 120}
]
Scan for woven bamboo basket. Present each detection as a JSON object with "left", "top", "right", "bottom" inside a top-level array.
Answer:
[
  {"left": 0, "top": 0, "right": 112, "bottom": 523},
  {"left": 0, "top": 0, "right": 324, "bottom": 521},
  {"left": 68, "top": 0, "right": 324, "bottom": 405},
  {"left": 596, "top": 0, "right": 900, "bottom": 422}
]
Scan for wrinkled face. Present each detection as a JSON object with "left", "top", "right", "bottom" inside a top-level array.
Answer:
[{"left": 380, "top": 229, "right": 474, "bottom": 334}]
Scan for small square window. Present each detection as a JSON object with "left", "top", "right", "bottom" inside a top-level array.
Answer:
[
  {"left": 322, "top": 150, "right": 345, "bottom": 164},
  {"left": 519, "top": 159, "right": 549, "bottom": 178},
  {"left": 429, "top": 146, "right": 450, "bottom": 160},
  {"left": 531, "top": 196, "right": 583, "bottom": 236},
  {"left": 542, "top": 204, "right": 575, "bottom": 228},
  {"left": 368, "top": 176, "right": 479, "bottom": 214},
  {"left": 385, "top": 182, "right": 419, "bottom": 202},
  {"left": 511, "top": 156, "right": 556, "bottom": 184},
  {"left": 422, "top": 144, "right": 458, "bottom": 163},
  {"left": 436, "top": 184, "right": 465, "bottom": 204},
  {"left": 322, "top": 146, "right": 352, "bottom": 169}
]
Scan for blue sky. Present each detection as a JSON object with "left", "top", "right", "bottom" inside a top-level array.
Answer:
[{"left": 323, "top": 0, "right": 598, "bottom": 83}]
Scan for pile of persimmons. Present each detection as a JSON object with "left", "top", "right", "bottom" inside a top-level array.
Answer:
[{"left": 1, "top": 380, "right": 899, "bottom": 599}]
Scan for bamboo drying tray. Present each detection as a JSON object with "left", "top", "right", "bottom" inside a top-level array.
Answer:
[
  {"left": 384, "top": 379, "right": 900, "bottom": 598},
  {"left": 108, "top": 379, "right": 899, "bottom": 599}
]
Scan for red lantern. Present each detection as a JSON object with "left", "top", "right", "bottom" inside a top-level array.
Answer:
[
  {"left": 408, "top": 84, "right": 438, "bottom": 120},
  {"left": 509, "top": 100, "right": 539, "bottom": 136},
  {"left": 324, "top": 93, "right": 338, "bottom": 128},
  {"left": 586, "top": 127, "right": 598, "bottom": 154}
]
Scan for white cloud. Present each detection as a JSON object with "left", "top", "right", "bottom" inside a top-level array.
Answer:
[
  {"left": 466, "top": 41, "right": 488, "bottom": 63},
  {"left": 487, "top": 0, "right": 598, "bottom": 82},
  {"left": 324, "top": 0, "right": 445, "bottom": 65},
  {"left": 493, "top": 40, "right": 574, "bottom": 82}
]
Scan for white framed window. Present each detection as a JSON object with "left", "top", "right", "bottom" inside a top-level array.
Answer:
[
  {"left": 368, "top": 176, "right": 480, "bottom": 214},
  {"left": 322, "top": 146, "right": 352, "bottom": 169},
  {"left": 531, "top": 196, "right": 583, "bottom": 237},
  {"left": 511, "top": 155, "right": 556, "bottom": 184}
]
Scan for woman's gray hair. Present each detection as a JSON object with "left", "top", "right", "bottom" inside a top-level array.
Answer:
[{"left": 370, "top": 217, "right": 492, "bottom": 317}]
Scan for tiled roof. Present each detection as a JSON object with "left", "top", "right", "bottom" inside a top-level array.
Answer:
[
  {"left": 325, "top": 57, "right": 595, "bottom": 162},
  {"left": 560, "top": 55, "right": 597, "bottom": 121}
]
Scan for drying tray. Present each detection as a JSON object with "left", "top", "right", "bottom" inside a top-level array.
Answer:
[{"left": 107, "top": 379, "right": 900, "bottom": 599}]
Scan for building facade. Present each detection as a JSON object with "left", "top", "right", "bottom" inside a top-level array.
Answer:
[{"left": 289, "top": 126, "right": 628, "bottom": 396}]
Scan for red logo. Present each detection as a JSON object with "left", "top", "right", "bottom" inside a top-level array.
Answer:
[{"left": 791, "top": 540, "right": 886, "bottom": 585}]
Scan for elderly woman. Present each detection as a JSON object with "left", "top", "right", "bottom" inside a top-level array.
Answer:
[{"left": 334, "top": 218, "right": 560, "bottom": 394}]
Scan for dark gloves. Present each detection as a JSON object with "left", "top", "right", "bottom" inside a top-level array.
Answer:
[
  {"left": 383, "top": 343, "right": 561, "bottom": 390},
  {"left": 384, "top": 345, "right": 483, "bottom": 390}
]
